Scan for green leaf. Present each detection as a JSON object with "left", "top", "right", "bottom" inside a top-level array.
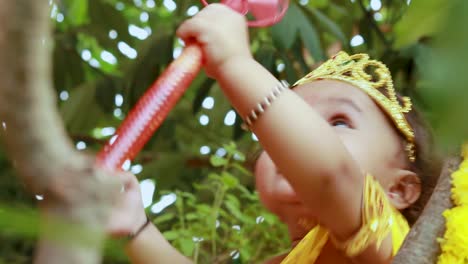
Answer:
[
  {"left": 65, "top": 0, "right": 89, "bottom": 26},
  {"left": 394, "top": 0, "right": 451, "bottom": 48},
  {"left": 210, "top": 155, "right": 228, "bottom": 167},
  {"left": 310, "top": 0, "right": 328, "bottom": 8},
  {"left": 185, "top": 213, "right": 199, "bottom": 220},
  {"left": 280, "top": 52, "right": 299, "bottom": 84},
  {"left": 0, "top": 204, "right": 39, "bottom": 239},
  {"left": 223, "top": 142, "right": 245, "bottom": 161},
  {"left": 270, "top": 4, "right": 301, "bottom": 50},
  {"left": 263, "top": 213, "right": 280, "bottom": 226},
  {"left": 298, "top": 14, "right": 324, "bottom": 60},
  {"left": 289, "top": 37, "right": 310, "bottom": 75},
  {"left": 419, "top": 1, "right": 468, "bottom": 148},
  {"left": 163, "top": 230, "right": 180, "bottom": 240},
  {"left": 154, "top": 212, "right": 176, "bottom": 225},
  {"left": 237, "top": 185, "right": 258, "bottom": 201},
  {"left": 179, "top": 191, "right": 197, "bottom": 201},
  {"left": 220, "top": 172, "right": 239, "bottom": 189},
  {"left": 272, "top": 3, "right": 324, "bottom": 59},
  {"left": 224, "top": 199, "right": 244, "bottom": 221},
  {"left": 195, "top": 204, "right": 212, "bottom": 215},
  {"left": 194, "top": 182, "right": 215, "bottom": 192},
  {"left": 225, "top": 194, "right": 240, "bottom": 208},
  {"left": 254, "top": 47, "right": 276, "bottom": 72},
  {"left": 305, "top": 7, "right": 348, "bottom": 47},
  {"left": 207, "top": 172, "right": 220, "bottom": 181},
  {"left": 232, "top": 163, "right": 252, "bottom": 177},
  {"left": 233, "top": 151, "right": 245, "bottom": 162},
  {"left": 223, "top": 142, "right": 237, "bottom": 154},
  {"left": 179, "top": 237, "right": 195, "bottom": 256}
]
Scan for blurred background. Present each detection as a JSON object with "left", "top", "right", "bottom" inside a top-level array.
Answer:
[{"left": 0, "top": 0, "right": 466, "bottom": 263}]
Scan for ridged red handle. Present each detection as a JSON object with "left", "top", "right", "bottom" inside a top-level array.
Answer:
[
  {"left": 96, "top": 0, "right": 288, "bottom": 170},
  {"left": 96, "top": 45, "right": 202, "bottom": 170}
]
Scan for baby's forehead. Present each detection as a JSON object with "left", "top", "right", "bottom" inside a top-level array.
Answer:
[{"left": 293, "top": 80, "right": 374, "bottom": 108}]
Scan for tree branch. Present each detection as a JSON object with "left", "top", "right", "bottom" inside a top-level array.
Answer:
[
  {"left": 392, "top": 157, "right": 461, "bottom": 264},
  {"left": 0, "top": 1, "right": 119, "bottom": 263},
  {"left": 0, "top": 0, "right": 76, "bottom": 192}
]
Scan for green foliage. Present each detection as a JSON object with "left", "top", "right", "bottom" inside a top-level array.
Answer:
[
  {"left": 271, "top": 3, "right": 324, "bottom": 61},
  {"left": 1, "top": 0, "right": 467, "bottom": 262},
  {"left": 153, "top": 143, "right": 289, "bottom": 263},
  {"left": 394, "top": 0, "right": 467, "bottom": 148},
  {"left": 393, "top": 0, "right": 447, "bottom": 48}
]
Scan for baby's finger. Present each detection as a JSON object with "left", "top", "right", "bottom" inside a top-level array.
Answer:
[
  {"left": 199, "top": 3, "right": 238, "bottom": 17},
  {"left": 114, "top": 171, "right": 139, "bottom": 191},
  {"left": 176, "top": 17, "right": 211, "bottom": 45}
]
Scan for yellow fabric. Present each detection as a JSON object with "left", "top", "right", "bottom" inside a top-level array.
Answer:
[
  {"left": 390, "top": 208, "right": 410, "bottom": 256},
  {"left": 281, "top": 226, "right": 329, "bottom": 264},
  {"left": 281, "top": 174, "right": 410, "bottom": 263}
]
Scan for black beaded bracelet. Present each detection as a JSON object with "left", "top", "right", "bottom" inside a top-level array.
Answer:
[{"left": 127, "top": 216, "right": 150, "bottom": 241}]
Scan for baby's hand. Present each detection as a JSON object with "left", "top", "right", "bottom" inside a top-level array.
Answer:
[
  {"left": 177, "top": 4, "right": 252, "bottom": 78},
  {"left": 106, "top": 171, "right": 147, "bottom": 238}
]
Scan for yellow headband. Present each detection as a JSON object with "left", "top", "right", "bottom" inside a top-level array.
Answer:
[{"left": 293, "top": 52, "right": 415, "bottom": 162}]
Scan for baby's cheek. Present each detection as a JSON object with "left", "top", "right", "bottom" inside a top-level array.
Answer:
[
  {"left": 256, "top": 170, "right": 301, "bottom": 218},
  {"left": 255, "top": 170, "right": 278, "bottom": 213}
]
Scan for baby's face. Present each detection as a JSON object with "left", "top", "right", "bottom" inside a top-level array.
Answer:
[{"left": 255, "top": 80, "right": 408, "bottom": 240}]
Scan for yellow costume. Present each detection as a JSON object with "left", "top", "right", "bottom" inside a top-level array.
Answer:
[{"left": 281, "top": 174, "right": 410, "bottom": 263}]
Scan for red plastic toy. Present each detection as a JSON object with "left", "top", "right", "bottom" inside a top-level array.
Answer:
[{"left": 96, "top": 0, "right": 289, "bottom": 170}]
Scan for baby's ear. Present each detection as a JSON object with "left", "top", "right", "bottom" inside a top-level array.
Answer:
[{"left": 387, "top": 170, "right": 421, "bottom": 210}]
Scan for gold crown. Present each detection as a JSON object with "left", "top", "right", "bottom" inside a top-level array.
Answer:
[{"left": 293, "top": 52, "right": 415, "bottom": 162}]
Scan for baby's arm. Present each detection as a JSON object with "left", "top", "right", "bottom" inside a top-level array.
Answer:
[
  {"left": 215, "top": 37, "right": 395, "bottom": 264},
  {"left": 217, "top": 58, "right": 363, "bottom": 235},
  {"left": 107, "top": 172, "right": 192, "bottom": 264},
  {"left": 125, "top": 224, "right": 192, "bottom": 264},
  {"left": 178, "top": 4, "right": 393, "bottom": 263},
  {"left": 178, "top": 4, "right": 362, "bottom": 239}
]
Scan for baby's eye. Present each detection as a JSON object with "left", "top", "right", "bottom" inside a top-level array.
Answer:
[{"left": 330, "top": 117, "right": 352, "bottom": 128}]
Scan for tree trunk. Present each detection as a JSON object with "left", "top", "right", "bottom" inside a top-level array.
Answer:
[
  {"left": 392, "top": 157, "right": 461, "bottom": 264},
  {"left": 0, "top": 1, "right": 119, "bottom": 263}
]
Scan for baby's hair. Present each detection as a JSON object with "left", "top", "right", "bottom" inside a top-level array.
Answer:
[{"left": 398, "top": 96, "right": 442, "bottom": 225}]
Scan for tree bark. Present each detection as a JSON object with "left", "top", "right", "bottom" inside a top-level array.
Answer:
[
  {"left": 0, "top": 1, "right": 75, "bottom": 192},
  {"left": 0, "top": 1, "right": 119, "bottom": 263},
  {"left": 392, "top": 157, "right": 461, "bottom": 264}
]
